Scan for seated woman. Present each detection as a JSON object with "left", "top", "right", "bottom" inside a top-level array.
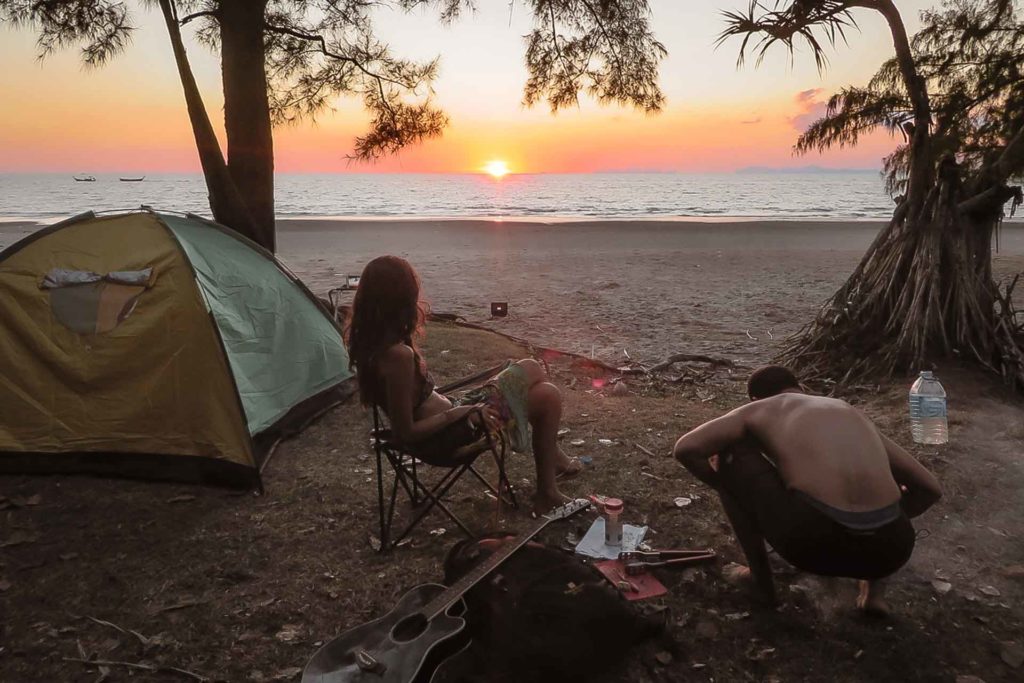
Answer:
[{"left": 345, "top": 255, "right": 582, "bottom": 514}]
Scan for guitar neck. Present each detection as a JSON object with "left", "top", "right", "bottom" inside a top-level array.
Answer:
[{"left": 421, "top": 515, "right": 553, "bottom": 620}]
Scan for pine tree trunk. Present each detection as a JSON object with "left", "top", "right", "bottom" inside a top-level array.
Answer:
[
  {"left": 157, "top": 0, "right": 254, "bottom": 237},
  {"left": 220, "top": 0, "right": 276, "bottom": 252}
]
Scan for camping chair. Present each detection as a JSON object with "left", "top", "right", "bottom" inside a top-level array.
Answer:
[{"left": 373, "top": 361, "right": 519, "bottom": 551}]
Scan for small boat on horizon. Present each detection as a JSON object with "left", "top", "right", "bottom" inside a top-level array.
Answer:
[
  {"left": 73, "top": 174, "right": 96, "bottom": 182},
  {"left": 119, "top": 176, "right": 145, "bottom": 182}
]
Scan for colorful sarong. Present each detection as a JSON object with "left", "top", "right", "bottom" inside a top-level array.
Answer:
[{"left": 452, "top": 362, "right": 532, "bottom": 453}]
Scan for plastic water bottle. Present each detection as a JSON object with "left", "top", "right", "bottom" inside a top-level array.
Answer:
[{"left": 909, "top": 371, "right": 948, "bottom": 444}]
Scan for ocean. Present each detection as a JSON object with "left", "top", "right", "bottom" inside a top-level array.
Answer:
[{"left": 0, "top": 171, "right": 899, "bottom": 222}]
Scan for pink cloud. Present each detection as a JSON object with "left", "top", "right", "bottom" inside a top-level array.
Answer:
[{"left": 790, "top": 88, "right": 828, "bottom": 131}]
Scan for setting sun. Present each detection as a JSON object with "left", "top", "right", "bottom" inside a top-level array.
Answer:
[{"left": 482, "top": 159, "right": 510, "bottom": 178}]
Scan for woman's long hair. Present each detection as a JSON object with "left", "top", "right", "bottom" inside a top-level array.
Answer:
[{"left": 345, "top": 255, "right": 428, "bottom": 406}]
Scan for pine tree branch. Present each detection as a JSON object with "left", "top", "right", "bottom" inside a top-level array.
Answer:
[
  {"left": 262, "top": 22, "right": 419, "bottom": 90},
  {"left": 179, "top": 10, "right": 217, "bottom": 26}
]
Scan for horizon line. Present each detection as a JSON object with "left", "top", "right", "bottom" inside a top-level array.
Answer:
[{"left": 0, "top": 166, "right": 883, "bottom": 176}]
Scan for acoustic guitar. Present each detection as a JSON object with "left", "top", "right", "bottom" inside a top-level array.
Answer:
[{"left": 301, "top": 498, "right": 591, "bottom": 683}]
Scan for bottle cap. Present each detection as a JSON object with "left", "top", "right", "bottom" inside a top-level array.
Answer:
[
  {"left": 919, "top": 371, "right": 934, "bottom": 378},
  {"left": 603, "top": 497, "right": 623, "bottom": 512}
]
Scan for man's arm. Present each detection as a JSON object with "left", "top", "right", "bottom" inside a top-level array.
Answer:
[
  {"left": 673, "top": 406, "right": 751, "bottom": 484},
  {"left": 876, "top": 430, "right": 942, "bottom": 518}
]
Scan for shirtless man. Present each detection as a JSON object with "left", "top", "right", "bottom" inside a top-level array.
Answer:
[{"left": 673, "top": 366, "right": 942, "bottom": 614}]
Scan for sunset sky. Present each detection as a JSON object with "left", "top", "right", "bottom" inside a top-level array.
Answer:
[{"left": 0, "top": 0, "right": 938, "bottom": 174}]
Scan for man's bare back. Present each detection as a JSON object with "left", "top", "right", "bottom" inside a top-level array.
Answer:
[{"left": 744, "top": 393, "right": 901, "bottom": 512}]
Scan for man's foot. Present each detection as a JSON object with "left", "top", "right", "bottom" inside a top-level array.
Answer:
[
  {"left": 856, "top": 580, "right": 891, "bottom": 617},
  {"left": 532, "top": 490, "right": 573, "bottom": 517},
  {"left": 722, "top": 562, "right": 777, "bottom": 607},
  {"left": 556, "top": 456, "right": 584, "bottom": 481}
]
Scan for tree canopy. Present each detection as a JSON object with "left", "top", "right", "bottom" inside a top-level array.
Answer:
[
  {"left": 793, "top": 0, "right": 1024, "bottom": 203},
  {"left": 2, "top": 1, "right": 666, "bottom": 160}
]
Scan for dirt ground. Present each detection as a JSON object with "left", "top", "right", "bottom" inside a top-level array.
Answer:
[{"left": 1, "top": 322, "right": 1023, "bottom": 682}]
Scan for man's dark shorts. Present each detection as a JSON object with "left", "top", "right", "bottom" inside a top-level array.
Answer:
[{"left": 716, "top": 447, "right": 915, "bottom": 581}]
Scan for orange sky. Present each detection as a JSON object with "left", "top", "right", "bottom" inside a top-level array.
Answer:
[{"left": 0, "top": 1, "right": 935, "bottom": 174}]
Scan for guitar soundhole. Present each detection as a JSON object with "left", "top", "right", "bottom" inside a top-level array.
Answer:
[{"left": 390, "top": 613, "right": 429, "bottom": 643}]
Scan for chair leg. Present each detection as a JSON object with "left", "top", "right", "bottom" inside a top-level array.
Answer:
[
  {"left": 376, "top": 444, "right": 398, "bottom": 552},
  {"left": 484, "top": 432, "right": 518, "bottom": 509},
  {"left": 390, "top": 463, "right": 476, "bottom": 544},
  {"left": 495, "top": 453, "right": 518, "bottom": 509}
]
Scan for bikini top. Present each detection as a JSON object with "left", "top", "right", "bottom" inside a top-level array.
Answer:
[{"left": 413, "top": 351, "right": 436, "bottom": 409}]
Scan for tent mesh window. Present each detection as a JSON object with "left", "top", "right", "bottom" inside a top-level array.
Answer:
[{"left": 41, "top": 268, "right": 154, "bottom": 334}]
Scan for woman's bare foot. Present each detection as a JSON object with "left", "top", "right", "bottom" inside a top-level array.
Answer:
[
  {"left": 856, "top": 580, "right": 891, "bottom": 617},
  {"left": 532, "top": 490, "right": 573, "bottom": 517},
  {"left": 556, "top": 456, "right": 584, "bottom": 481},
  {"left": 723, "top": 563, "right": 777, "bottom": 606}
]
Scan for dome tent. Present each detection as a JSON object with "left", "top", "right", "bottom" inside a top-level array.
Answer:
[{"left": 0, "top": 209, "right": 352, "bottom": 488}]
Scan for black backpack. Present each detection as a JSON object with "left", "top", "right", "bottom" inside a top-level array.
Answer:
[{"left": 434, "top": 534, "right": 663, "bottom": 683}]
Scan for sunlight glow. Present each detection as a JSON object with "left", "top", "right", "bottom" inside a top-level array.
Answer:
[{"left": 482, "top": 159, "right": 510, "bottom": 178}]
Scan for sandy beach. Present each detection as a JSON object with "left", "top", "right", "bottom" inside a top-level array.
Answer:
[
  {"left": 282, "top": 219, "right": 1024, "bottom": 365},
  {"left": 4, "top": 218, "right": 1023, "bottom": 366}
]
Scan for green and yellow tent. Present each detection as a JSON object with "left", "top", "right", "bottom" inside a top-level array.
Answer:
[{"left": 0, "top": 210, "right": 352, "bottom": 488}]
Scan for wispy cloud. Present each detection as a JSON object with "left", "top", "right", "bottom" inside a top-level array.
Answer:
[{"left": 790, "top": 88, "right": 827, "bottom": 131}]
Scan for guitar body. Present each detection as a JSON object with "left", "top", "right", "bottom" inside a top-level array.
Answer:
[{"left": 302, "top": 584, "right": 467, "bottom": 683}]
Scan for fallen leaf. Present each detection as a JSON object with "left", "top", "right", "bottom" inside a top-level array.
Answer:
[
  {"left": 569, "top": 439, "right": 585, "bottom": 447},
  {"left": 747, "top": 646, "right": 775, "bottom": 661},
  {"left": 654, "top": 651, "right": 672, "bottom": 666},
  {"left": 674, "top": 497, "right": 693, "bottom": 508},
  {"left": 978, "top": 585, "right": 1001, "bottom": 597},
  {"left": 932, "top": 580, "right": 952, "bottom": 595},
  {"left": 955, "top": 676, "right": 986, "bottom": 683},
  {"left": 166, "top": 495, "right": 196, "bottom": 504},
  {"left": 598, "top": 439, "right": 614, "bottom": 446},
  {"left": 275, "top": 624, "right": 302, "bottom": 643}
]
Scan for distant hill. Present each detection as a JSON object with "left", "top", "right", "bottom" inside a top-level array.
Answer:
[{"left": 736, "top": 165, "right": 879, "bottom": 175}]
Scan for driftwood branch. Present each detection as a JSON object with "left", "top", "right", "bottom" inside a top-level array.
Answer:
[{"left": 621, "top": 353, "right": 742, "bottom": 375}]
